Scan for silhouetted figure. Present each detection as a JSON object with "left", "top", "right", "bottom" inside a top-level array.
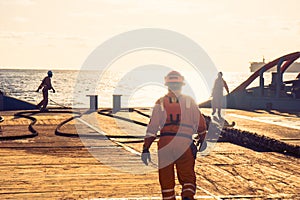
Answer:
[
  {"left": 0, "top": 91, "right": 4, "bottom": 132},
  {"left": 211, "top": 72, "right": 229, "bottom": 118},
  {"left": 0, "top": 115, "right": 3, "bottom": 133},
  {"left": 292, "top": 73, "right": 300, "bottom": 98},
  {"left": 36, "top": 71, "right": 55, "bottom": 111}
]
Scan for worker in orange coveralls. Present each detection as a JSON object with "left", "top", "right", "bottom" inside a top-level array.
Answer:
[
  {"left": 141, "top": 71, "right": 207, "bottom": 200},
  {"left": 36, "top": 70, "right": 55, "bottom": 111}
]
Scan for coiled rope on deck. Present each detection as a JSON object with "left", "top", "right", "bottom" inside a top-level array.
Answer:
[
  {"left": 0, "top": 110, "right": 81, "bottom": 141},
  {"left": 221, "top": 127, "right": 300, "bottom": 157},
  {"left": 54, "top": 108, "right": 146, "bottom": 140},
  {"left": 0, "top": 111, "right": 38, "bottom": 141},
  {"left": 98, "top": 109, "right": 148, "bottom": 127},
  {"left": 3, "top": 108, "right": 299, "bottom": 157},
  {"left": 97, "top": 110, "right": 300, "bottom": 157}
]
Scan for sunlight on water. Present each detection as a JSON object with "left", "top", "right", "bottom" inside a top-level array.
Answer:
[{"left": 0, "top": 69, "right": 298, "bottom": 108}]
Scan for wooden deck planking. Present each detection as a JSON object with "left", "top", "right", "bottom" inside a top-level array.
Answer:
[{"left": 0, "top": 109, "right": 299, "bottom": 199}]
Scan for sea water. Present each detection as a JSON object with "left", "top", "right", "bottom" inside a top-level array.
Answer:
[{"left": 0, "top": 69, "right": 298, "bottom": 108}]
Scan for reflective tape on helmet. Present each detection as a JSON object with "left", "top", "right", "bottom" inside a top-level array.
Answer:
[{"left": 165, "top": 70, "right": 184, "bottom": 84}]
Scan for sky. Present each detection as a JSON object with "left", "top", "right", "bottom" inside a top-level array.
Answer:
[{"left": 0, "top": 0, "right": 299, "bottom": 72}]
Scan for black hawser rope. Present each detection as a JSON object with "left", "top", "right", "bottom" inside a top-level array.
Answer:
[
  {"left": 2, "top": 107, "right": 299, "bottom": 157},
  {"left": 97, "top": 110, "right": 299, "bottom": 156},
  {"left": 0, "top": 110, "right": 80, "bottom": 141},
  {"left": 0, "top": 108, "right": 148, "bottom": 141},
  {"left": 0, "top": 111, "right": 38, "bottom": 140},
  {"left": 55, "top": 108, "right": 147, "bottom": 141},
  {"left": 98, "top": 108, "right": 149, "bottom": 127}
]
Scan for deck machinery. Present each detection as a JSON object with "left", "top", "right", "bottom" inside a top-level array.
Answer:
[{"left": 200, "top": 52, "right": 300, "bottom": 112}]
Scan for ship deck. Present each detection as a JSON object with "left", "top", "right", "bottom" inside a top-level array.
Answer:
[{"left": 0, "top": 108, "right": 299, "bottom": 199}]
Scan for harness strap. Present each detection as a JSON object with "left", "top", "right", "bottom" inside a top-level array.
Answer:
[
  {"left": 160, "top": 132, "right": 193, "bottom": 140},
  {"left": 169, "top": 114, "right": 180, "bottom": 123},
  {"left": 163, "top": 123, "right": 194, "bottom": 129}
]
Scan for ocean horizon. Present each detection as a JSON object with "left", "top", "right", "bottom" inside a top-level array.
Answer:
[{"left": 0, "top": 68, "right": 298, "bottom": 108}]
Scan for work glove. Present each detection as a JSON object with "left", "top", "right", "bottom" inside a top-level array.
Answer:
[
  {"left": 197, "top": 131, "right": 207, "bottom": 143},
  {"left": 141, "top": 148, "right": 151, "bottom": 165},
  {"left": 195, "top": 131, "right": 207, "bottom": 152},
  {"left": 52, "top": 89, "right": 56, "bottom": 93}
]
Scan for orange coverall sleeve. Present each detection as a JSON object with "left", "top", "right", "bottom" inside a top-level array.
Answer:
[{"left": 143, "top": 101, "right": 166, "bottom": 149}]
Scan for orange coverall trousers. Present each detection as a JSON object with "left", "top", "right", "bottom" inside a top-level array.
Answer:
[{"left": 158, "top": 136, "right": 196, "bottom": 200}]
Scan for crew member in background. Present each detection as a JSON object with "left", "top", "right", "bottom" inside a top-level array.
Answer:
[
  {"left": 211, "top": 72, "right": 229, "bottom": 118},
  {"left": 36, "top": 70, "right": 55, "bottom": 111},
  {"left": 0, "top": 116, "right": 3, "bottom": 133},
  {"left": 141, "top": 71, "right": 207, "bottom": 200},
  {"left": 0, "top": 95, "right": 3, "bottom": 131},
  {"left": 292, "top": 72, "right": 300, "bottom": 98},
  {"left": 0, "top": 90, "right": 4, "bottom": 132}
]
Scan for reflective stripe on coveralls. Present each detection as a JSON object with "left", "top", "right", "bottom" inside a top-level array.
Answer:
[
  {"left": 182, "top": 183, "right": 196, "bottom": 196},
  {"left": 159, "top": 144, "right": 196, "bottom": 200},
  {"left": 162, "top": 188, "right": 175, "bottom": 200},
  {"left": 145, "top": 92, "right": 206, "bottom": 200}
]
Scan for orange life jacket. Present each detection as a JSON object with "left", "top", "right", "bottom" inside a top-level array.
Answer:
[{"left": 159, "top": 95, "right": 194, "bottom": 139}]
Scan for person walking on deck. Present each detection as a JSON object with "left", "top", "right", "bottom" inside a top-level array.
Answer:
[
  {"left": 141, "top": 71, "right": 207, "bottom": 200},
  {"left": 0, "top": 115, "right": 3, "bottom": 133},
  {"left": 292, "top": 72, "right": 300, "bottom": 98},
  {"left": 36, "top": 70, "right": 55, "bottom": 111},
  {"left": 211, "top": 72, "right": 229, "bottom": 118}
]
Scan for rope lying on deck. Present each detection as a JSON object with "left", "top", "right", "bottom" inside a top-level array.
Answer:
[
  {"left": 55, "top": 108, "right": 147, "bottom": 140},
  {"left": 221, "top": 127, "right": 300, "bottom": 157},
  {"left": 0, "top": 110, "right": 82, "bottom": 141},
  {"left": 98, "top": 109, "right": 148, "bottom": 127},
  {"left": 0, "top": 111, "right": 38, "bottom": 140},
  {"left": 204, "top": 115, "right": 300, "bottom": 157},
  {"left": 2, "top": 108, "right": 299, "bottom": 157},
  {"left": 0, "top": 109, "right": 148, "bottom": 141}
]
